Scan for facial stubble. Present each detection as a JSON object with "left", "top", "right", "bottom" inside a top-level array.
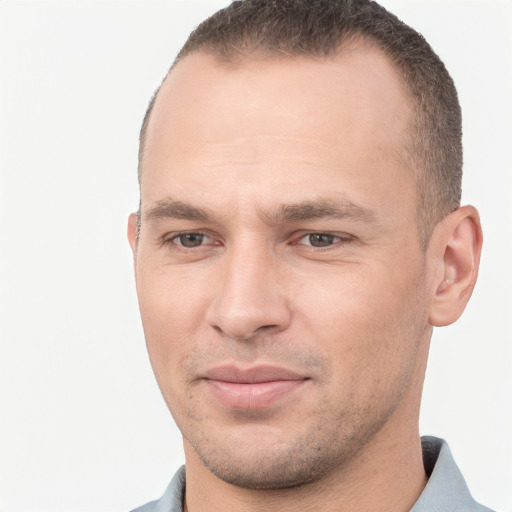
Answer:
[{"left": 169, "top": 341, "right": 419, "bottom": 491}]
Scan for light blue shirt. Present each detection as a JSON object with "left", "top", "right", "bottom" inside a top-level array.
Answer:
[{"left": 131, "top": 437, "right": 494, "bottom": 512}]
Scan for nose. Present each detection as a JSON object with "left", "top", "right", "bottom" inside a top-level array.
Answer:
[{"left": 205, "top": 243, "right": 292, "bottom": 341}]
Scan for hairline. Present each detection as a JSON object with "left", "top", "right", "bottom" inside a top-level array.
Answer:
[{"left": 138, "top": 41, "right": 442, "bottom": 249}]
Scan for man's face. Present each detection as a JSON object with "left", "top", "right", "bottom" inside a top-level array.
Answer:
[{"left": 131, "top": 46, "right": 435, "bottom": 488}]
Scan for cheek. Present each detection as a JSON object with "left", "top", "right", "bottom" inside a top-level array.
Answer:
[
  {"left": 136, "top": 266, "right": 208, "bottom": 386},
  {"left": 292, "top": 262, "right": 429, "bottom": 384}
]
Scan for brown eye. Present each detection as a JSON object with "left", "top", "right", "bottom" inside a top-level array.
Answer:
[{"left": 174, "top": 233, "right": 206, "bottom": 247}]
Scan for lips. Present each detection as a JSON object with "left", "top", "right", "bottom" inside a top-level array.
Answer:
[{"left": 202, "top": 365, "right": 308, "bottom": 409}]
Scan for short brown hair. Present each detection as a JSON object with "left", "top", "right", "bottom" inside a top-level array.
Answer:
[{"left": 138, "top": 0, "right": 462, "bottom": 246}]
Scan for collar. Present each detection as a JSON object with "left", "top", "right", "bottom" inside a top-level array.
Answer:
[
  {"left": 132, "top": 436, "right": 493, "bottom": 512},
  {"left": 411, "top": 436, "right": 492, "bottom": 512}
]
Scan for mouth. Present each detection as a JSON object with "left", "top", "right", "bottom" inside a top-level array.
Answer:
[{"left": 201, "top": 365, "right": 309, "bottom": 410}]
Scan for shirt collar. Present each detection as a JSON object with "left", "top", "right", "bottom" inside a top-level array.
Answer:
[
  {"left": 141, "top": 436, "right": 491, "bottom": 512},
  {"left": 411, "top": 436, "right": 492, "bottom": 512}
]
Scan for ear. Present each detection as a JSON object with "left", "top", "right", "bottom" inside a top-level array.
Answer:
[
  {"left": 428, "top": 205, "right": 483, "bottom": 327},
  {"left": 127, "top": 213, "right": 139, "bottom": 258}
]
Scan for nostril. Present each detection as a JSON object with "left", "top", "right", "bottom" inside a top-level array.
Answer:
[
  {"left": 205, "top": 274, "right": 292, "bottom": 340},
  {"left": 257, "top": 324, "right": 279, "bottom": 333},
  {"left": 211, "top": 322, "right": 282, "bottom": 342}
]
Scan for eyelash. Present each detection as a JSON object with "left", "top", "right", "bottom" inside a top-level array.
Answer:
[
  {"left": 296, "top": 233, "right": 349, "bottom": 248},
  {"left": 163, "top": 231, "right": 354, "bottom": 250},
  {"left": 165, "top": 231, "right": 214, "bottom": 248}
]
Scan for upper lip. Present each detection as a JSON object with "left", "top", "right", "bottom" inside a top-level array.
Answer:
[{"left": 202, "top": 365, "right": 307, "bottom": 384}]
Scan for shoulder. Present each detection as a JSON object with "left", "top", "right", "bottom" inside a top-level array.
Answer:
[
  {"left": 130, "top": 466, "right": 186, "bottom": 512},
  {"left": 131, "top": 500, "right": 159, "bottom": 512}
]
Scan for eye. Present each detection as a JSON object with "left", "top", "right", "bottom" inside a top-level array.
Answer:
[
  {"left": 171, "top": 232, "right": 210, "bottom": 248},
  {"left": 298, "top": 233, "right": 348, "bottom": 248}
]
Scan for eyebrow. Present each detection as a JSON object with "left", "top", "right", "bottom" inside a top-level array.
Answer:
[
  {"left": 263, "top": 200, "right": 377, "bottom": 224},
  {"left": 144, "top": 199, "right": 213, "bottom": 223},
  {"left": 143, "top": 197, "right": 376, "bottom": 225}
]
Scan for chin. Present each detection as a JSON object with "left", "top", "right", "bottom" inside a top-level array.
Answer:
[
  {"left": 185, "top": 423, "right": 359, "bottom": 490},
  {"left": 199, "top": 450, "right": 336, "bottom": 490}
]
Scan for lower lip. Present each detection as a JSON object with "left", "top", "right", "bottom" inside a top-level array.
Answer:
[{"left": 205, "top": 379, "right": 306, "bottom": 409}]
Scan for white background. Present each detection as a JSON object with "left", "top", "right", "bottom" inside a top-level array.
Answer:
[{"left": 0, "top": 1, "right": 510, "bottom": 511}]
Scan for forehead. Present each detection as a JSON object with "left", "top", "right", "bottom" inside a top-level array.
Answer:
[{"left": 140, "top": 46, "right": 414, "bottom": 216}]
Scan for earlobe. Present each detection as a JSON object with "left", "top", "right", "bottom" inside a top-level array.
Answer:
[
  {"left": 127, "top": 213, "right": 139, "bottom": 257},
  {"left": 429, "top": 205, "right": 483, "bottom": 327}
]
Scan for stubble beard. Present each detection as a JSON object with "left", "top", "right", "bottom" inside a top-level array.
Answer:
[
  {"left": 164, "top": 323, "right": 425, "bottom": 491},
  {"left": 179, "top": 379, "right": 409, "bottom": 490}
]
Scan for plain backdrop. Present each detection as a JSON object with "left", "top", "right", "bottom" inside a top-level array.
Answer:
[{"left": 0, "top": 1, "right": 510, "bottom": 511}]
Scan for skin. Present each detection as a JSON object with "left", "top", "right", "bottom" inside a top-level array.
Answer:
[{"left": 129, "top": 45, "right": 482, "bottom": 512}]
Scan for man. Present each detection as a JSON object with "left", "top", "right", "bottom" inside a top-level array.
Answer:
[{"left": 127, "top": 0, "right": 490, "bottom": 510}]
